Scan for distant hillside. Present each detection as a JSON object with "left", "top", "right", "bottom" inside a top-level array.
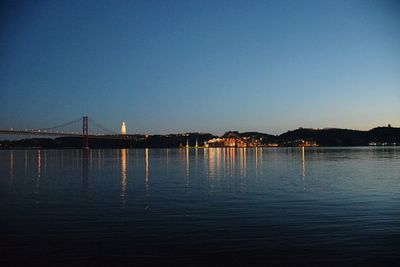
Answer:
[
  {"left": 223, "top": 131, "right": 276, "bottom": 142},
  {"left": 223, "top": 127, "right": 400, "bottom": 146},
  {"left": 279, "top": 127, "right": 400, "bottom": 146},
  {"left": 368, "top": 127, "right": 400, "bottom": 143}
]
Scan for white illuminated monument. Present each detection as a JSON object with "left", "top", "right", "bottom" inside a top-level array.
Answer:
[{"left": 121, "top": 122, "right": 127, "bottom": 135}]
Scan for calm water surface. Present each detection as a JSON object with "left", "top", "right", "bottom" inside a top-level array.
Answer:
[{"left": 1, "top": 148, "right": 400, "bottom": 266}]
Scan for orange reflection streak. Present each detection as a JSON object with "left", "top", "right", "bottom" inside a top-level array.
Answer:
[
  {"left": 209, "top": 148, "right": 215, "bottom": 179},
  {"left": 224, "top": 148, "right": 228, "bottom": 176},
  {"left": 223, "top": 148, "right": 227, "bottom": 176},
  {"left": 121, "top": 149, "right": 127, "bottom": 199},
  {"left": 239, "top": 148, "right": 246, "bottom": 176},
  {"left": 226, "top": 148, "right": 230, "bottom": 176},
  {"left": 239, "top": 148, "right": 243, "bottom": 175},
  {"left": 259, "top": 147, "right": 263, "bottom": 176},
  {"left": 145, "top": 148, "right": 149, "bottom": 190},
  {"left": 255, "top": 147, "right": 258, "bottom": 172},
  {"left": 223, "top": 148, "right": 227, "bottom": 175},
  {"left": 216, "top": 148, "right": 221, "bottom": 177},
  {"left": 232, "top": 148, "right": 236, "bottom": 176},
  {"left": 195, "top": 147, "right": 200, "bottom": 174},
  {"left": 243, "top": 147, "right": 247, "bottom": 177},
  {"left": 185, "top": 148, "right": 189, "bottom": 178}
]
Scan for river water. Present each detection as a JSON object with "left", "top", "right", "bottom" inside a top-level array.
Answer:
[{"left": 1, "top": 148, "right": 399, "bottom": 266}]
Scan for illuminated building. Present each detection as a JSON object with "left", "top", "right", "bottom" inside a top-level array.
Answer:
[
  {"left": 206, "top": 137, "right": 264, "bottom": 148},
  {"left": 121, "top": 122, "right": 127, "bottom": 135},
  {"left": 283, "top": 139, "right": 318, "bottom": 147}
]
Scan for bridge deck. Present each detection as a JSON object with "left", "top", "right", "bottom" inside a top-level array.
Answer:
[{"left": 0, "top": 130, "right": 134, "bottom": 140}]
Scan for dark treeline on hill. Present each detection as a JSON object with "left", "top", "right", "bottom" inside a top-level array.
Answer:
[
  {"left": 277, "top": 127, "right": 400, "bottom": 146},
  {"left": 1, "top": 126, "right": 399, "bottom": 149},
  {"left": 278, "top": 128, "right": 369, "bottom": 146}
]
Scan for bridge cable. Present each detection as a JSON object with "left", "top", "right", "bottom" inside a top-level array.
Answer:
[
  {"left": 89, "top": 118, "right": 117, "bottom": 135},
  {"left": 37, "top": 117, "right": 82, "bottom": 131}
]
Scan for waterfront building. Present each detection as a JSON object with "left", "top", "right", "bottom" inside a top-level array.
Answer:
[
  {"left": 283, "top": 139, "right": 318, "bottom": 147},
  {"left": 206, "top": 137, "right": 264, "bottom": 148}
]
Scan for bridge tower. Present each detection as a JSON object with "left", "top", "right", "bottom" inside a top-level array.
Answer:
[{"left": 83, "top": 116, "right": 89, "bottom": 148}]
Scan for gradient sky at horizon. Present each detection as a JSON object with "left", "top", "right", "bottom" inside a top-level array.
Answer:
[{"left": 1, "top": 0, "right": 399, "bottom": 135}]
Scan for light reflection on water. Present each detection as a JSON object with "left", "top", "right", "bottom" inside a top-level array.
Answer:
[
  {"left": 120, "top": 148, "right": 127, "bottom": 204},
  {"left": 3, "top": 147, "right": 400, "bottom": 197},
  {"left": 1, "top": 147, "right": 400, "bottom": 265}
]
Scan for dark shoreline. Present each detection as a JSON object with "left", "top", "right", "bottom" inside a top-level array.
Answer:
[
  {"left": 1, "top": 146, "right": 399, "bottom": 150},
  {"left": 1, "top": 126, "right": 399, "bottom": 149}
]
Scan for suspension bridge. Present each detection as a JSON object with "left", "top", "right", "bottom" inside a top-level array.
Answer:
[{"left": 0, "top": 116, "right": 133, "bottom": 148}]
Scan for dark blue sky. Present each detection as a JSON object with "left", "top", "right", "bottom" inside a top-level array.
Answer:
[{"left": 1, "top": 0, "right": 399, "bottom": 134}]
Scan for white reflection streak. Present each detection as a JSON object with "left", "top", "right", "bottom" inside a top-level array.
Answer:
[
  {"left": 9, "top": 151, "right": 14, "bottom": 189},
  {"left": 24, "top": 151, "right": 28, "bottom": 177},
  {"left": 37, "top": 150, "right": 41, "bottom": 179},
  {"left": 35, "top": 150, "right": 41, "bottom": 203},
  {"left": 166, "top": 149, "right": 170, "bottom": 168},
  {"left": 98, "top": 149, "right": 101, "bottom": 171},
  {"left": 9, "top": 150, "right": 14, "bottom": 176},
  {"left": 145, "top": 148, "right": 149, "bottom": 191},
  {"left": 204, "top": 147, "right": 208, "bottom": 176},
  {"left": 301, "top": 147, "right": 306, "bottom": 189},
  {"left": 195, "top": 147, "right": 198, "bottom": 171},
  {"left": 44, "top": 151, "right": 47, "bottom": 175},
  {"left": 90, "top": 149, "right": 93, "bottom": 169},
  {"left": 76, "top": 150, "right": 79, "bottom": 168}
]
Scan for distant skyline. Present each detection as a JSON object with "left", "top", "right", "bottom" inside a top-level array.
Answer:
[{"left": 1, "top": 0, "right": 399, "bottom": 135}]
